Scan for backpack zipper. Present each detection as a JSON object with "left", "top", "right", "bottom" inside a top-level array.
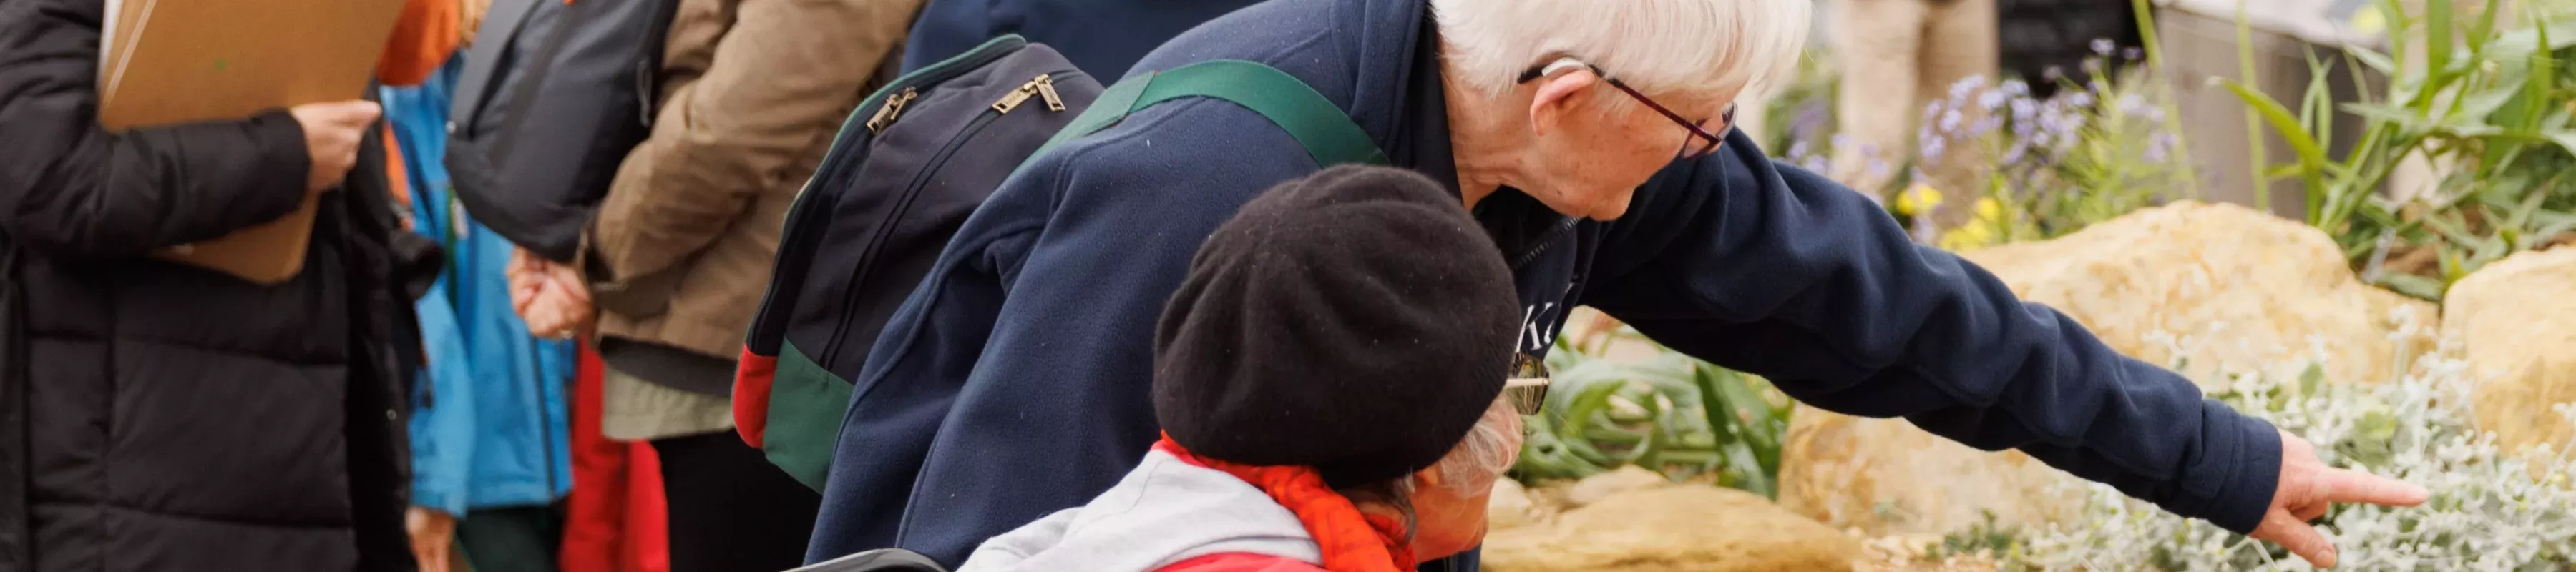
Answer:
[
  {"left": 749, "top": 38, "right": 1040, "bottom": 367},
  {"left": 992, "top": 74, "right": 1063, "bottom": 114},
  {"left": 816, "top": 72, "right": 1076, "bottom": 368},
  {"left": 865, "top": 87, "right": 918, "bottom": 133}
]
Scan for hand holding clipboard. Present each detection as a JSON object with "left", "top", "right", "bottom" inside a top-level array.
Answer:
[{"left": 97, "top": 0, "right": 405, "bottom": 283}]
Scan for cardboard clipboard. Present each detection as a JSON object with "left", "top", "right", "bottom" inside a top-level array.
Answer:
[{"left": 97, "top": 0, "right": 405, "bottom": 284}]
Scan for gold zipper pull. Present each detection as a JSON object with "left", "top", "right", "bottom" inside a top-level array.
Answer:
[
  {"left": 994, "top": 74, "right": 1055, "bottom": 114},
  {"left": 992, "top": 85, "right": 1036, "bottom": 114},
  {"left": 1033, "top": 74, "right": 1065, "bottom": 112},
  {"left": 866, "top": 88, "right": 917, "bottom": 133}
]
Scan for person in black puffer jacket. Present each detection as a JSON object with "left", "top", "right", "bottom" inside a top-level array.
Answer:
[{"left": 0, "top": 0, "right": 441, "bottom": 569}]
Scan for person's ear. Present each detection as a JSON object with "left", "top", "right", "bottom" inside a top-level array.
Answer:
[
  {"left": 1528, "top": 71, "right": 1599, "bottom": 137},
  {"left": 1413, "top": 465, "right": 1447, "bottom": 490}
]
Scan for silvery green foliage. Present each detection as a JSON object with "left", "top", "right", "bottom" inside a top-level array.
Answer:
[{"left": 2016, "top": 310, "right": 2576, "bottom": 571}]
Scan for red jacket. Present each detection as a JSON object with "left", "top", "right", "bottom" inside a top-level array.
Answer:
[{"left": 1157, "top": 553, "right": 1329, "bottom": 572}]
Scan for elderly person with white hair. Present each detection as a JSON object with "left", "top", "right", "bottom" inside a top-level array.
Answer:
[{"left": 804, "top": 0, "right": 2431, "bottom": 570}]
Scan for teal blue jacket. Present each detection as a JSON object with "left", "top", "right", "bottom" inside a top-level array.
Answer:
[{"left": 386, "top": 59, "right": 576, "bottom": 515}]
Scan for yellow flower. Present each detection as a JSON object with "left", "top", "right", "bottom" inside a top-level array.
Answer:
[
  {"left": 1972, "top": 197, "right": 2003, "bottom": 222},
  {"left": 1938, "top": 220, "right": 1995, "bottom": 251},
  {"left": 2349, "top": 6, "right": 2385, "bottom": 36},
  {"left": 1893, "top": 184, "right": 1943, "bottom": 217}
]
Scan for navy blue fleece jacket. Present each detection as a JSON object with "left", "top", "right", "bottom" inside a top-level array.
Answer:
[
  {"left": 897, "top": 0, "right": 1264, "bottom": 77},
  {"left": 809, "top": 0, "right": 2285, "bottom": 566}
]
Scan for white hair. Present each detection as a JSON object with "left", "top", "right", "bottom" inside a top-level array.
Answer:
[
  {"left": 1336, "top": 394, "right": 1523, "bottom": 541},
  {"left": 1428, "top": 393, "right": 1523, "bottom": 497},
  {"left": 1432, "top": 0, "right": 1813, "bottom": 104}
]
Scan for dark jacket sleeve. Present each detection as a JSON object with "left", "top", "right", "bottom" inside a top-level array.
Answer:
[
  {"left": 0, "top": 0, "right": 310, "bottom": 258},
  {"left": 1581, "top": 132, "right": 2283, "bottom": 534}
]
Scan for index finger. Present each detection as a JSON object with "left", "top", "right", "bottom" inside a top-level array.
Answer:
[{"left": 2321, "top": 468, "right": 2430, "bottom": 507}]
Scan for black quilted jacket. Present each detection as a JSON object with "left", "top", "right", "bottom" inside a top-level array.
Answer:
[{"left": 0, "top": 0, "right": 435, "bottom": 569}]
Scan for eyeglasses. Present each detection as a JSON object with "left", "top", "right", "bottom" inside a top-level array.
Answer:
[
  {"left": 1504, "top": 352, "right": 1551, "bottom": 415},
  {"left": 1516, "top": 57, "right": 1735, "bottom": 159}
]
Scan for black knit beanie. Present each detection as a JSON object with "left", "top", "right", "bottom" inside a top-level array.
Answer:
[{"left": 1152, "top": 164, "right": 1522, "bottom": 488}]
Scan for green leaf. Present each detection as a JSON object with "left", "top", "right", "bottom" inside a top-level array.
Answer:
[
  {"left": 2343, "top": 102, "right": 2435, "bottom": 134},
  {"left": 2484, "top": 19, "right": 2576, "bottom": 59},
  {"left": 2265, "top": 163, "right": 2303, "bottom": 180},
  {"left": 2305, "top": 51, "right": 2338, "bottom": 143},
  {"left": 2456, "top": 74, "right": 2529, "bottom": 119},
  {"left": 2376, "top": 272, "right": 2449, "bottom": 301},
  {"left": 2439, "top": 245, "right": 2470, "bottom": 285},
  {"left": 2469, "top": 0, "right": 2504, "bottom": 49},
  {"left": 2221, "top": 79, "right": 2332, "bottom": 220},
  {"left": 2349, "top": 46, "right": 2400, "bottom": 76},
  {"left": 2428, "top": 0, "right": 2454, "bottom": 86},
  {"left": 2534, "top": 24, "right": 2555, "bottom": 127},
  {"left": 2545, "top": 131, "right": 2576, "bottom": 156}
]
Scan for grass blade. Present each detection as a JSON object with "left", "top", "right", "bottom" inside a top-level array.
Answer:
[
  {"left": 2430, "top": 0, "right": 2455, "bottom": 81},
  {"left": 2220, "top": 79, "right": 2333, "bottom": 222}
]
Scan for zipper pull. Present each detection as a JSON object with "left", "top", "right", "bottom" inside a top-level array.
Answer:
[
  {"left": 866, "top": 87, "right": 917, "bottom": 133},
  {"left": 1034, "top": 74, "right": 1065, "bottom": 112},
  {"left": 993, "top": 75, "right": 1047, "bottom": 114}
]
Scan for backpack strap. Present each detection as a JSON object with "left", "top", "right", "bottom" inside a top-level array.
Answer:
[{"left": 1033, "top": 59, "right": 1388, "bottom": 167}]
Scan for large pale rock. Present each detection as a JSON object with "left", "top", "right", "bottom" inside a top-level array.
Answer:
[
  {"left": 1780, "top": 202, "right": 2435, "bottom": 536},
  {"left": 2441, "top": 247, "right": 2576, "bottom": 451},
  {"left": 1777, "top": 410, "right": 2074, "bottom": 536},
  {"left": 1488, "top": 478, "right": 1538, "bottom": 530},
  {"left": 1484, "top": 485, "right": 1860, "bottom": 572},
  {"left": 1562, "top": 465, "right": 1672, "bottom": 508},
  {"left": 1961, "top": 201, "right": 2433, "bottom": 388}
]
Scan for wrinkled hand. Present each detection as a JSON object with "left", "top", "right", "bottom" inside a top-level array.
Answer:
[
  {"left": 288, "top": 100, "right": 381, "bottom": 194},
  {"left": 2251, "top": 428, "right": 2430, "bottom": 568},
  {"left": 507, "top": 249, "right": 595, "bottom": 339},
  {"left": 406, "top": 507, "right": 457, "bottom": 572}
]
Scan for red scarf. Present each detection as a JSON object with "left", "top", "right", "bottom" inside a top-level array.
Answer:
[{"left": 1152, "top": 435, "right": 1416, "bottom": 572}]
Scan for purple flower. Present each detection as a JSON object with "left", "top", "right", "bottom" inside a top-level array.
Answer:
[
  {"left": 2004, "top": 141, "right": 2029, "bottom": 164},
  {"left": 2044, "top": 112, "right": 2087, "bottom": 137},
  {"left": 2001, "top": 79, "right": 2031, "bottom": 97},
  {"left": 1920, "top": 137, "right": 1948, "bottom": 162},
  {"left": 1800, "top": 156, "right": 1828, "bottom": 172},
  {"left": 1938, "top": 109, "right": 1965, "bottom": 134},
  {"left": 1868, "top": 157, "right": 1891, "bottom": 179},
  {"left": 1972, "top": 116, "right": 2004, "bottom": 136},
  {"left": 2082, "top": 58, "right": 2104, "bottom": 74},
  {"left": 1790, "top": 105, "right": 1828, "bottom": 142},
  {"left": 1948, "top": 76, "right": 1985, "bottom": 100},
  {"left": 2092, "top": 39, "right": 2116, "bottom": 56},
  {"left": 2011, "top": 99, "right": 2040, "bottom": 123},
  {"left": 1978, "top": 89, "right": 2008, "bottom": 112},
  {"left": 2122, "top": 47, "right": 2145, "bottom": 61},
  {"left": 2145, "top": 132, "right": 2177, "bottom": 163},
  {"left": 2067, "top": 91, "right": 2095, "bottom": 109},
  {"left": 2117, "top": 94, "right": 2150, "bottom": 117},
  {"left": 1922, "top": 100, "right": 1945, "bottom": 123},
  {"left": 1787, "top": 140, "right": 1813, "bottom": 161}
]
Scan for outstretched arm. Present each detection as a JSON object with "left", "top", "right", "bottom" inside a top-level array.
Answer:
[{"left": 1581, "top": 133, "right": 2421, "bottom": 566}]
